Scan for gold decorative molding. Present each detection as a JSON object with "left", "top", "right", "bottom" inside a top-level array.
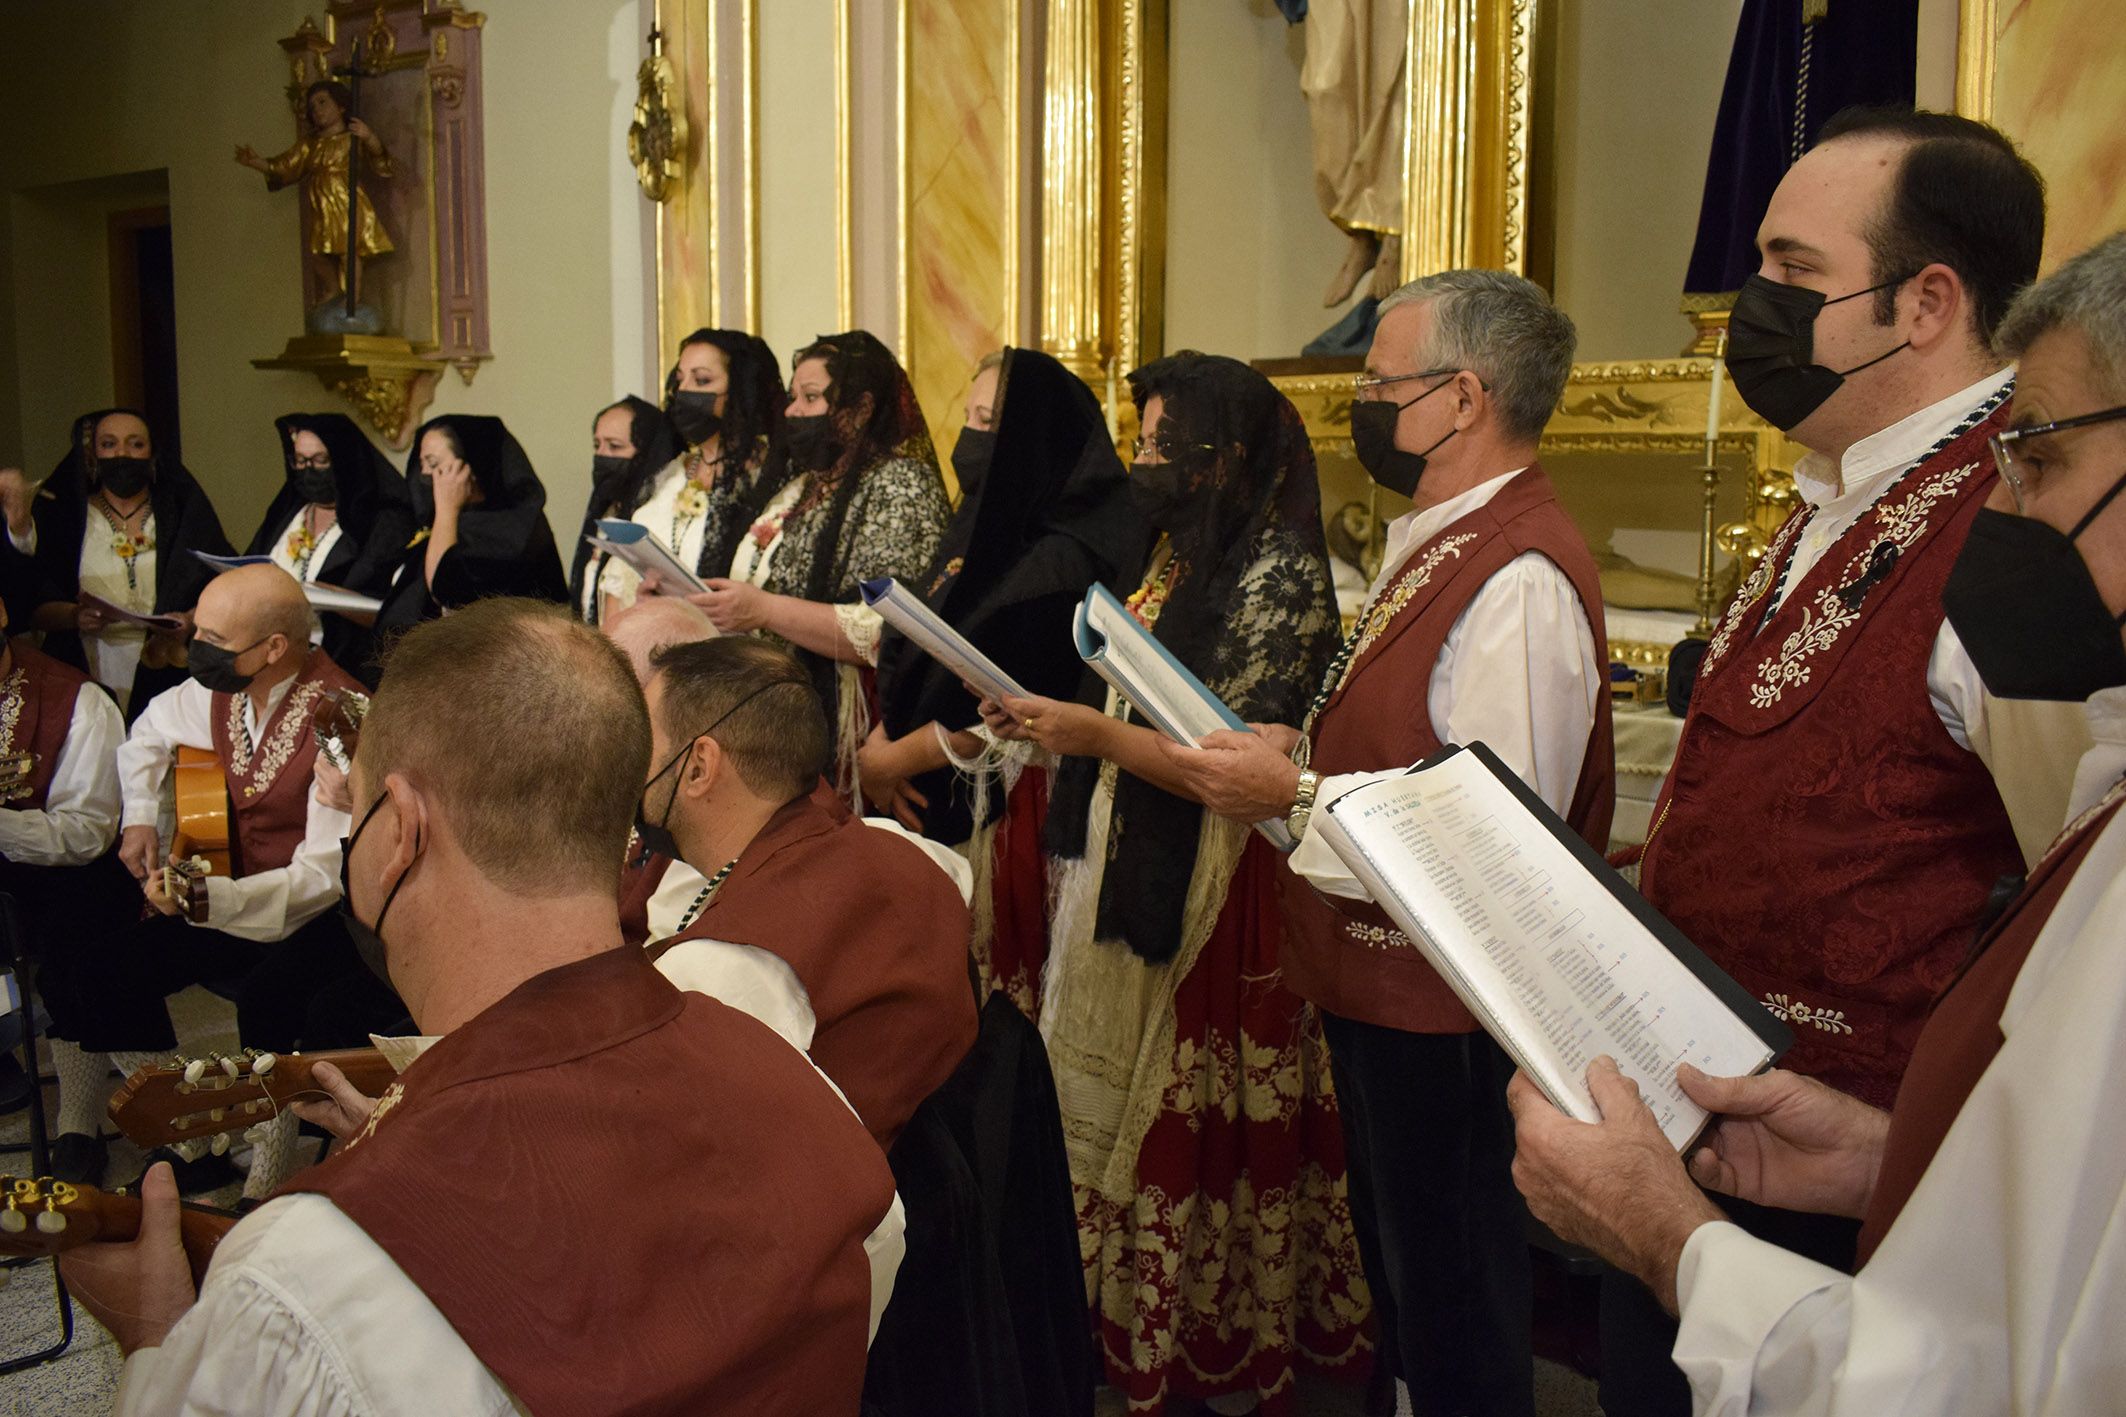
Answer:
[
  {"left": 1399, "top": 0, "right": 1540, "bottom": 279},
  {"left": 834, "top": 0, "right": 855, "bottom": 328},
  {"left": 1955, "top": 0, "right": 1996, "bottom": 120},
  {"left": 252, "top": 334, "right": 444, "bottom": 449},
  {"left": 1038, "top": 0, "right": 1104, "bottom": 382},
  {"left": 627, "top": 32, "right": 686, "bottom": 202},
  {"left": 741, "top": 0, "right": 759, "bottom": 329}
]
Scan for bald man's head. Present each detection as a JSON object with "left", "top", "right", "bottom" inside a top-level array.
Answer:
[
  {"left": 192, "top": 565, "right": 312, "bottom": 688},
  {"left": 603, "top": 596, "right": 716, "bottom": 684}
]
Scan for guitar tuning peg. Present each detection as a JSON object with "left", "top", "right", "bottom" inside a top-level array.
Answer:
[
  {"left": 175, "top": 1140, "right": 205, "bottom": 1163},
  {"left": 183, "top": 1059, "right": 207, "bottom": 1086},
  {"left": 0, "top": 1204, "right": 23, "bottom": 1235},
  {"left": 210, "top": 1133, "right": 231, "bottom": 1157},
  {"left": 251, "top": 1052, "right": 278, "bottom": 1077},
  {"left": 242, "top": 1124, "right": 268, "bottom": 1147},
  {"left": 34, "top": 1205, "right": 65, "bottom": 1235},
  {"left": 219, "top": 1056, "right": 241, "bottom": 1080}
]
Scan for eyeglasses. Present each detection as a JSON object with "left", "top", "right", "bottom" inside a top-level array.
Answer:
[
  {"left": 1990, "top": 403, "right": 2126, "bottom": 512},
  {"left": 1130, "top": 434, "right": 1216, "bottom": 462},
  {"left": 1352, "top": 368, "right": 1483, "bottom": 401},
  {"left": 290, "top": 455, "right": 333, "bottom": 471}
]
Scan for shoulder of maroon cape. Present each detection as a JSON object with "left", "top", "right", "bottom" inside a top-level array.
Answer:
[
  {"left": 1316, "top": 463, "right": 1599, "bottom": 722},
  {"left": 654, "top": 792, "right": 967, "bottom": 959},
  {"left": 1690, "top": 402, "right": 2009, "bottom": 731}
]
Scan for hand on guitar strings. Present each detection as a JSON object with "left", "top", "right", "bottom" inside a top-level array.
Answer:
[
  {"left": 142, "top": 861, "right": 183, "bottom": 918},
  {"left": 287, "top": 1060, "right": 379, "bottom": 1142},
  {"left": 57, "top": 1161, "right": 197, "bottom": 1354}
]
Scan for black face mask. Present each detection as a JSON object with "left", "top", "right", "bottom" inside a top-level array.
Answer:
[
  {"left": 668, "top": 389, "right": 722, "bottom": 446},
  {"left": 340, "top": 791, "right": 413, "bottom": 987},
  {"left": 187, "top": 636, "right": 270, "bottom": 695},
  {"left": 1127, "top": 460, "right": 1192, "bottom": 531},
  {"left": 291, "top": 465, "right": 338, "bottom": 506},
  {"left": 1942, "top": 470, "right": 2126, "bottom": 702},
  {"left": 632, "top": 681, "right": 783, "bottom": 866},
  {"left": 951, "top": 428, "right": 997, "bottom": 502},
  {"left": 1725, "top": 272, "right": 1914, "bottom": 431},
  {"left": 590, "top": 453, "right": 633, "bottom": 504},
  {"left": 784, "top": 414, "right": 844, "bottom": 473},
  {"left": 96, "top": 456, "right": 153, "bottom": 499},
  {"left": 1351, "top": 376, "right": 1456, "bottom": 498}
]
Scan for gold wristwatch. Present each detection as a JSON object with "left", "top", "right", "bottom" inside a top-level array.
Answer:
[{"left": 1286, "top": 769, "right": 1321, "bottom": 845}]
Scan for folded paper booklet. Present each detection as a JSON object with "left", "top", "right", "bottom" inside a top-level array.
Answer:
[
  {"left": 859, "top": 578, "right": 1027, "bottom": 704},
  {"left": 1315, "top": 742, "right": 1790, "bottom": 1150},
  {"left": 76, "top": 593, "right": 185, "bottom": 634},
  {"left": 190, "top": 551, "right": 272, "bottom": 571},
  {"left": 303, "top": 583, "right": 383, "bottom": 616},
  {"left": 1074, "top": 582, "right": 1295, "bottom": 852},
  {"left": 587, "top": 519, "right": 708, "bottom": 596}
]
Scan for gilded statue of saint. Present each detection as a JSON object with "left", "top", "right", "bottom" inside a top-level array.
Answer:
[{"left": 235, "top": 79, "right": 395, "bottom": 306}]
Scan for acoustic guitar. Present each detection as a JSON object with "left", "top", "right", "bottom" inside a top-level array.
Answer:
[
  {"left": 309, "top": 688, "right": 369, "bottom": 774},
  {"left": 170, "top": 744, "right": 230, "bottom": 875},
  {"left": 0, "top": 1175, "right": 234, "bottom": 1285},
  {"left": 107, "top": 1047, "right": 397, "bottom": 1157}
]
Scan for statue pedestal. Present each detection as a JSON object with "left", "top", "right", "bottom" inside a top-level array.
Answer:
[{"left": 252, "top": 334, "right": 445, "bottom": 449}]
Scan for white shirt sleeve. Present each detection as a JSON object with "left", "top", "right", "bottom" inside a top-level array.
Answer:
[
  {"left": 0, "top": 683, "right": 122, "bottom": 866},
  {"left": 115, "top": 1195, "right": 525, "bottom": 1417},
  {"left": 1288, "top": 551, "right": 1600, "bottom": 902},
  {"left": 1926, "top": 619, "right": 1984, "bottom": 752},
  {"left": 652, "top": 938, "right": 817, "bottom": 1051},
  {"left": 8, "top": 522, "right": 35, "bottom": 556},
  {"left": 859, "top": 814, "right": 974, "bottom": 903},
  {"left": 1672, "top": 806, "right": 2126, "bottom": 1416},
  {"left": 201, "top": 787, "right": 351, "bottom": 943},
  {"left": 118, "top": 679, "right": 215, "bottom": 831}
]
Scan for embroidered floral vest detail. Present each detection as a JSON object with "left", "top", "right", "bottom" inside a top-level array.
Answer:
[
  {"left": 0, "top": 644, "right": 91, "bottom": 810},
  {"left": 210, "top": 649, "right": 362, "bottom": 877},
  {"left": 1282, "top": 466, "right": 1615, "bottom": 1033},
  {"left": 1638, "top": 404, "right": 2023, "bottom": 1108}
]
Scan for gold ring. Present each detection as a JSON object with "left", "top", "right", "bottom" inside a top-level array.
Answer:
[{"left": 1022, "top": 718, "right": 1036, "bottom": 729}]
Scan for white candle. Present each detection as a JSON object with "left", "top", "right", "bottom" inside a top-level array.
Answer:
[
  {"left": 1106, "top": 358, "right": 1121, "bottom": 441},
  {"left": 1705, "top": 330, "right": 1727, "bottom": 453}
]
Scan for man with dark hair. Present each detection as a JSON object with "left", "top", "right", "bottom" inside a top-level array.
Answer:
[
  {"left": 61, "top": 598, "right": 905, "bottom": 1413},
  {"left": 637, "top": 635, "right": 978, "bottom": 1150},
  {"left": 1601, "top": 108, "right": 2045, "bottom": 1412},
  {"left": 1509, "top": 228, "right": 2126, "bottom": 1417}
]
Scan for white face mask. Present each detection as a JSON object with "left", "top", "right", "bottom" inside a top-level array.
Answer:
[{"left": 1966, "top": 691, "right": 2097, "bottom": 867}]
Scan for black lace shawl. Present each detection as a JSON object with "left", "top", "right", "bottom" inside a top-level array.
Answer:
[
  {"left": 759, "top": 331, "right": 950, "bottom": 721},
  {"left": 659, "top": 329, "right": 790, "bottom": 581},
  {"left": 376, "top": 414, "right": 568, "bottom": 636},
  {"left": 565, "top": 395, "right": 681, "bottom": 620},
  {"left": 1045, "top": 354, "right": 1338, "bottom": 963},
  {"left": 876, "top": 347, "right": 1148, "bottom": 842},
  {"left": 11, "top": 408, "right": 234, "bottom": 705}
]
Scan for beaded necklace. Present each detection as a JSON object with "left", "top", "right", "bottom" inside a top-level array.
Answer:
[
  {"left": 674, "top": 856, "right": 739, "bottom": 933},
  {"left": 91, "top": 494, "right": 154, "bottom": 592}
]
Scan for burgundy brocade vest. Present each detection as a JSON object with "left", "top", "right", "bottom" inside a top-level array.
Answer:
[
  {"left": 285, "top": 947, "right": 892, "bottom": 1416},
  {"left": 647, "top": 792, "right": 978, "bottom": 1149},
  {"left": 1281, "top": 466, "right": 1616, "bottom": 1032},
  {"left": 209, "top": 649, "right": 361, "bottom": 877},
  {"left": 0, "top": 640, "right": 91, "bottom": 810},
  {"left": 1637, "top": 406, "right": 2022, "bottom": 1108}
]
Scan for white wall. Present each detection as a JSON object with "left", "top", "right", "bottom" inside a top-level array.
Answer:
[
  {"left": 0, "top": 0, "right": 656, "bottom": 549},
  {"left": 1163, "top": 0, "right": 1354, "bottom": 362},
  {"left": 1549, "top": 0, "right": 1741, "bottom": 360}
]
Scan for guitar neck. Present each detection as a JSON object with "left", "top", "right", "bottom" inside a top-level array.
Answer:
[{"left": 283, "top": 1047, "right": 399, "bottom": 1101}]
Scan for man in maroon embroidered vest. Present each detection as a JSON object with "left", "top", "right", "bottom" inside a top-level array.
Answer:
[
  {"left": 1164, "top": 270, "right": 1609, "bottom": 1417},
  {"left": 636, "top": 635, "right": 978, "bottom": 1150},
  {"left": 1597, "top": 109, "right": 2048, "bottom": 1413},
  {"left": 0, "top": 593, "right": 129, "bottom": 1143},
  {"left": 1505, "top": 229, "right": 2126, "bottom": 1417},
  {"left": 39, "top": 565, "right": 373, "bottom": 1198},
  {"left": 61, "top": 597, "right": 904, "bottom": 1414}
]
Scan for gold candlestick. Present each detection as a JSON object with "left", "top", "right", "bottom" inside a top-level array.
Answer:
[{"left": 1693, "top": 331, "right": 1729, "bottom": 636}]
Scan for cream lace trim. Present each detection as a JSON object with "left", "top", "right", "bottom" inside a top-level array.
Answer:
[{"left": 223, "top": 680, "right": 327, "bottom": 802}]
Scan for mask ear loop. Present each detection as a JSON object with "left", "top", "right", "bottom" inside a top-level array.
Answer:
[{"left": 2064, "top": 468, "right": 2126, "bottom": 627}]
